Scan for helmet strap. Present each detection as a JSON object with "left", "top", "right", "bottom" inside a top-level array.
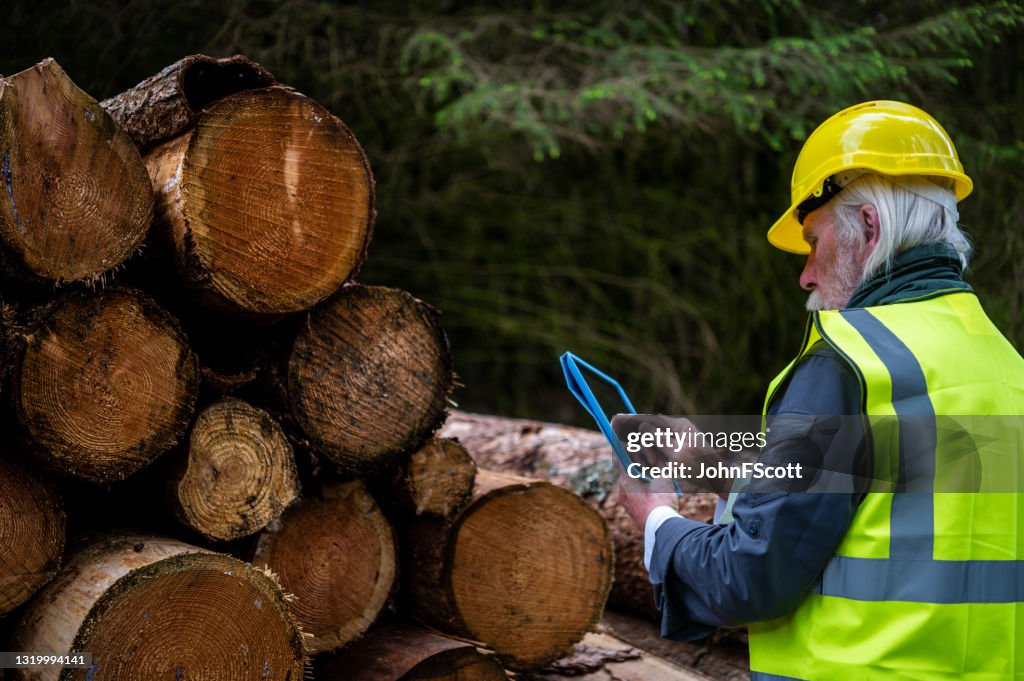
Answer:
[
  {"left": 797, "top": 172, "right": 958, "bottom": 224},
  {"left": 796, "top": 171, "right": 863, "bottom": 224},
  {"left": 886, "top": 176, "right": 960, "bottom": 221}
]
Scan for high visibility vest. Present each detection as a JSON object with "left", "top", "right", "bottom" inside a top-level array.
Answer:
[{"left": 747, "top": 291, "right": 1024, "bottom": 680}]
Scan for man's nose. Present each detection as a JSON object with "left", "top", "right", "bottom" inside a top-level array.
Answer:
[{"left": 800, "top": 255, "right": 817, "bottom": 291}]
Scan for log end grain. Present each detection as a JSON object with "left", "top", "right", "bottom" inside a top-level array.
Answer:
[
  {"left": 253, "top": 480, "right": 396, "bottom": 654},
  {"left": 288, "top": 285, "right": 453, "bottom": 472},
  {"left": 449, "top": 475, "right": 613, "bottom": 669},
  {"left": 0, "top": 456, "right": 65, "bottom": 615},
  {"left": 406, "top": 438, "right": 476, "bottom": 517},
  {"left": 409, "top": 471, "right": 614, "bottom": 671},
  {"left": 0, "top": 59, "right": 153, "bottom": 284},
  {"left": 12, "top": 534, "right": 305, "bottom": 681},
  {"left": 14, "top": 288, "right": 198, "bottom": 482},
  {"left": 145, "top": 86, "right": 375, "bottom": 315},
  {"left": 175, "top": 398, "right": 299, "bottom": 541}
]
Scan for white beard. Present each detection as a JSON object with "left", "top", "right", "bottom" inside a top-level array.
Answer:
[{"left": 805, "top": 246, "right": 866, "bottom": 312}]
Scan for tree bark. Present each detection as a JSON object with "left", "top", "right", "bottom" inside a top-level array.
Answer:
[
  {"left": 286, "top": 285, "right": 453, "bottom": 472},
  {"left": 0, "top": 455, "right": 65, "bottom": 615},
  {"left": 316, "top": 623, "right": 507, "bottom": 681},
  {"left": 11, "top": 287, "right": 199, "bottom": 482},
  {"left": 100, "top": 54, "right": 276, "bottom": 150},
  {"left": 529, "top": 631, "right": 715, "bottom": 681},
  {"left": 406, "top": 470, "right": 613, "bottom": 671},
  {"left": 252, "top": 480, "right": 397, "bottom": 654},
  {"left": 439, "top": 412, "right": 718, "bottom": 618},
  {"left": 168, "top": 397, "right": 299, "bottom": 541},
  {"left": 11, "top": 533, "right": 305, "bottom": 681},
  {"left": 0, "top": 59, "right": 152, "bottom": 285},
  {"left": 602, "top": 610, "right": 750, "bottom": 681},
  {"left": 143, "top": 86, "right": 375, "bottom": 315}
]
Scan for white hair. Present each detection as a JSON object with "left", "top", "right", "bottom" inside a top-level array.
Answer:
[{"left": 829, "top": 173, "right": 972, "bottom": 280}]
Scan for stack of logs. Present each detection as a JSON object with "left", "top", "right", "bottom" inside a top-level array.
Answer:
[{"left": 0, "top": 55, "right": 632, "bottom": 681}]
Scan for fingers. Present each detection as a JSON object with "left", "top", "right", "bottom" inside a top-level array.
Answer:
[
  {"left": 616, "top": 479, "right": 680, "bottom": 529},
  {"left": 611, "top": 413, "right": 643, "bottom": 439},
  {"left": 613, "top": 414, "right": 701, "bottom": 468}
]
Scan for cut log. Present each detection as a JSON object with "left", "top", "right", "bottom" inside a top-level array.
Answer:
[
  {"left": 0, "top": 59, "right": 153, "bottom": 284},
  {"left": 143, "top": 86, "right": 375, "bottom": 315},
  {"left": 12, "top": 533, "right": 305, "bottom": 681},
  {"left": 316, "top": 624, "right": 507, "bottom": 681},
  {"left": 100, "top": 54, "right": 276, "bottom": 149},
  {"left": 287, "top": 285, "right": 453, "bottom": 472},
  {"left": 252, "top": 480, "right": 396, "bottom": 654},
  {"left": 439, "top": 412, "right": 718, "bottom": 618},
  {"left": 394, "top": 437, "right": 477, "bottom": 518},
  {"left": 169, "top": 397, "right": 299, "bottom": 541},
  {"left": 406, "top": 470, "right": 613, "bottom": 671},
  {"left": 0, "top": 455, "right": 65, "bottom": 615},
  {"left": 12, "top": 288, "right": 198, "bottom": 482}
]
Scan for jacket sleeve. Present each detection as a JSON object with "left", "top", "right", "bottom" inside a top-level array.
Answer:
[{"left": 647, "top": 345, "right": 865, "bottom": 640}]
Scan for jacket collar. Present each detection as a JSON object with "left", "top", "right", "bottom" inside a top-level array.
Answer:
[{"left": 844, "top": 243, "right": 972, "bottom": 308}]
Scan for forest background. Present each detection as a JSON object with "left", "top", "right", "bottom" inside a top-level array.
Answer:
[{"left": 3, "top": 0, "right": 1022, "bottom": 424}]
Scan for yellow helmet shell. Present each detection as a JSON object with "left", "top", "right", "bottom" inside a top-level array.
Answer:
[{"left": 767, "top": 101, "right": 973, "bottom": 254}]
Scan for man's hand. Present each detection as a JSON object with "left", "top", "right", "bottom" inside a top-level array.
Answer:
[
  {"left": 612, "top": 412, "right": 736, "bottom": 500},
  {"left": 612, "top": 413, "right": 684, "bottom": 530},
  {"left": 612, "top": 413, "right": 697, "bottom": 469},
  {"left": 616, "top": 472, "right": 679, "bottom": 531}
]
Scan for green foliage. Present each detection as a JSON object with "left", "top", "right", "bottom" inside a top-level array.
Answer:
[
  {"left": 391, "top": 1, "right": 1024, "bottom": 155},
  {"left": 3, "top": 0, "right": 1023, "bottom": 423}
]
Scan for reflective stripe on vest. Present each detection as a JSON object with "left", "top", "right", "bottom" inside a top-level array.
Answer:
[
  {"left": 748, "top": 292, "right": 1024, "bottom": 680},
  {"left": 839, "top": 308, "right": 935, "bottom": 558}
]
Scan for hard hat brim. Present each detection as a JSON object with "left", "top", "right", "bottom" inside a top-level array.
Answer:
[{"left": 767, "top": 210, "right": 810, "bottom": 254}]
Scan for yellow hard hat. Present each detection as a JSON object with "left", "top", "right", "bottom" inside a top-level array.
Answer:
[{"left": 767, "top": 100, "right": 973, "bottom": 254}]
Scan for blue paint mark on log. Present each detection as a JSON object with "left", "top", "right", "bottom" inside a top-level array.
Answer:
[
  {"left": 1, "top": 151, "right": 24, "bottom": 233},
  {"left": 85, "top": 661, "right": 99, "bottom": 681}
]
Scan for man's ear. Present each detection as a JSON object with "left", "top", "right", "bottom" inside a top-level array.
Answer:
[{"left": 860, "top": 204, "right": 881, "bottom": 254}]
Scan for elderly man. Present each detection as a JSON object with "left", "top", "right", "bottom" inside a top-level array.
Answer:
[{"left": 615, "top": 101, "right": 1024, "bottom": 679}]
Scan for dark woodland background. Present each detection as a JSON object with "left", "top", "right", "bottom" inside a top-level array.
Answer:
[{"left": 3, "top": 0, "right": 1022, "bottom": 424}]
